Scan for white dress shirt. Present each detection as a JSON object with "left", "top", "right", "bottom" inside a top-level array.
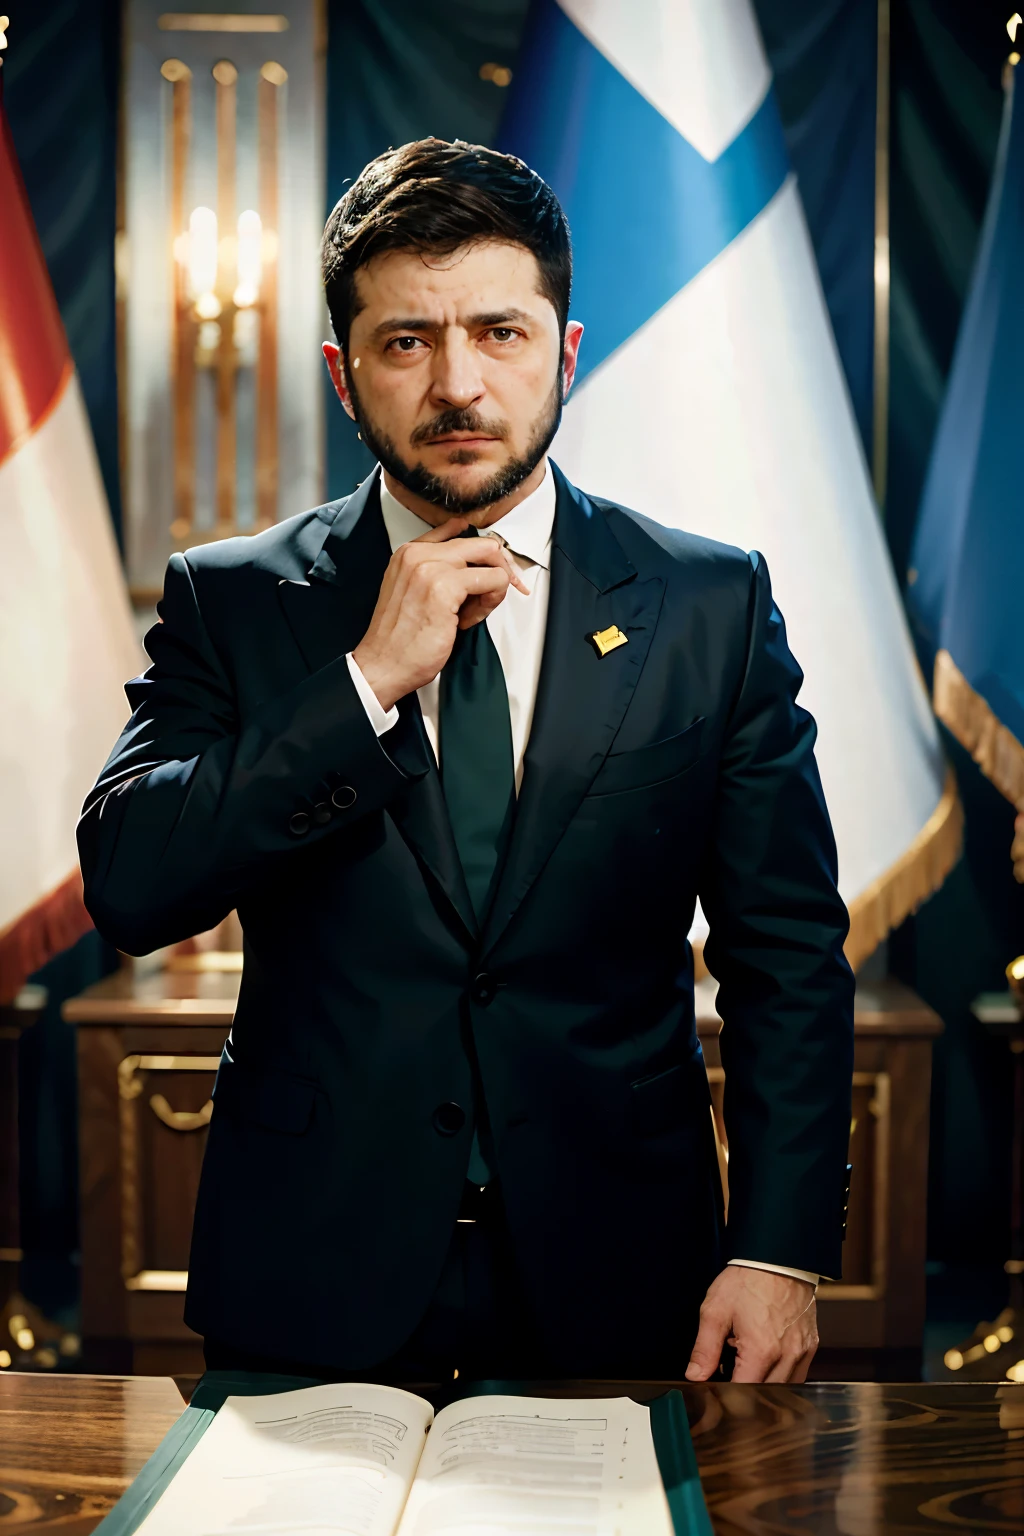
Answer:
[{"left": 346, "top": 462, "right": 818, "bottom": 1290}]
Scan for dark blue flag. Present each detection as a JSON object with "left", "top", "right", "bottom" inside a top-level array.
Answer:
[{"left": 908, "top": 68, "right": 1024, "bottom": 808}]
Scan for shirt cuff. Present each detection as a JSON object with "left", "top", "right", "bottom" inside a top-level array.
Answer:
[
  {"left": 728, "top": 1259, "right": 819, "bottom": 1287},
  {"left": 346, "top": 652, "right": 400, "bottom": 737}
]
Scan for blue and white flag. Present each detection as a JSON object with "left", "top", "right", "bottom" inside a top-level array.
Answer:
[
  {"left": 499, "top": 0, "right": 958, "bottom": 965},
  {"left": 908, "top": 68, "right": 1024, "bottom": 814}
]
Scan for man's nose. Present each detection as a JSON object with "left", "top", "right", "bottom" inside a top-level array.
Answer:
[{"left": 429, "top": 332, "right": 484, "bottom": 408}]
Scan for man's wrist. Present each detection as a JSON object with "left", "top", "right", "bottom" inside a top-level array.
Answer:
[
  {"left": 350, "top": 644, "right": 403, "bottom": 715},
  {"left": 729, "top": 1258, "right": 819, "bottom": 1288},
  {"left": 346, "top": 652, "right": 400, "bottom": 735}
]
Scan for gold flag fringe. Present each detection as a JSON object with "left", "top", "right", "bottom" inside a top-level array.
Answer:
[
  {"left": 843, "top": 765, "right": 963, "bottom": 971},
  {"left": 0, "top": 869, "right": 93, "bottom": 1005},
  {"left": 934, "top": 648, "right": 1024, "bottom": 810}
]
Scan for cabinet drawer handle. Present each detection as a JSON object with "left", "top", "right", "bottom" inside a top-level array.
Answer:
[{"left": 148, "top": 1093, "right": 213, "bottom": 1132}]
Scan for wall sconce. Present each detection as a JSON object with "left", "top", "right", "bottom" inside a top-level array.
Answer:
[{"left": 163, "top": 54, "right": 285, "bottom": 544}]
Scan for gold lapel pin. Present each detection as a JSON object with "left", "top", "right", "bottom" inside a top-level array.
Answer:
[{"left": 588, "top": 624, "right": 629, "bottom": 658}]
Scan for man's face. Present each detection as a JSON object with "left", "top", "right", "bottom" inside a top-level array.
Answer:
[{"left": 325, "top": 241, "right": 582, "bottom": 515}]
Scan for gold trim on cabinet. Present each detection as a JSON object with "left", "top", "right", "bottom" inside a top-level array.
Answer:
[
  {"left": 149, "top": 1092, "right": 213, "bottom": 1131},
  {"left": 818, "top": 1069, "right": 890, "bottom": 1302},
  {"left": 124, "top": 1269, "right": 189, "bottom": 1292},
  {"left": 117, "top": 1054, "right": 222, "bottom": 1290}
]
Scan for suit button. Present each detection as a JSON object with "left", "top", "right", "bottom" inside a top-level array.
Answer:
[
  {"left": 432, "top": 1102, "right": 466, "bottom": 1136},
  {"left": 471, "top": 972, "right": 497, "bottom": 1006},
  {"left": 288, "top": 811, "right": 311, "bottom": 837},
  {"left": 312, "top": 802, "right": 331, "bottom": 826},
  {"left": 332, "top": 784, "right": 357, "bottom": 810}
]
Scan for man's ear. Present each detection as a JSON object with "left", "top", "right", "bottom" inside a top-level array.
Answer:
[
  {"left": 322, "top": 341, "right": 357, "bottom": 421},
  {"left": 561, "top": 321, "right": 584, "bottom": 400}
]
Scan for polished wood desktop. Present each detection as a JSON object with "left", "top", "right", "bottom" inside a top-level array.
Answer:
[
  {"left": 0, "top": 1372, "right": 184, "bottom": 1532},
  {"left": 1, "top": 1374, "right": 1022, "bottom": 1533}
]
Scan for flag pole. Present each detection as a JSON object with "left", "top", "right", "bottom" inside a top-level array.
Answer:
[{"left": 872, "top": 0, "right": 891, "bottom": 511}]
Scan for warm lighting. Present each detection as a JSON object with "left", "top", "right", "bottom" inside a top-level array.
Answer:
[
  {"left": 944, "top": 1348, "right": 963, "bottom": 1370},
  {"left": 159, "top": 12, "right": 289, "bottom": 32},
  {"left": 1012, "top": 52, "right": 1022, "bottom": 66},
  {"left": 1009, "top": 14, "right": 1022, "bottom": 44},
  {"left": 187, "top": 206, "right": 218, "bottom": 299},
  {"left": 197, "top": 320, "right": 222, "bottom": 353},
  {"left": 1007, "top": 1358, "right": 1024, "bottom": 1382},
  {"left": 212, "top": 58, "right": 238, "bottom": 86},
  {"left": 0, "top": 17, "right": 8, "bottom": 56},
  {"left": 479, "top": 61, "right": 513, "bottom": 87},
  {"left": 234, "top": 308, "right": 258, "bottom": 362},
  {"left": 998, "top": 1325, "right": 1015, "bottom": 1343},
  {"left": 8, "top": 1312, "right": 26, "bottom": 1338},
  {"left": 0, "top": 1350, "right": 10, "bottom": 1368},
  {"left": 15, "top": 1327, "right": 34, "bottom": 1351},
  {"left": 160, "top": 57, "right": 191, "bottom": 82},
  {"left": 195, "top": 292, "right": 222, "bottom": 320},
  {"left": 235, "top": 209, "right": 262, "bottom": 307},
  {"left": 260, "top": 60, "right": 288, "bottom": 84},
  {"left": 984, "top": 1333, "right": 1002, "bottom": 1352}
]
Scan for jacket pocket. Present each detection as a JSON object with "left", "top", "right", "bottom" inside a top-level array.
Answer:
[
  {"left": 588, "top": 717, "right": 705, "bottom": 798},
  {"left": 212, "top": 1057, "right": 318, "bottom": 1135},
  {"left": 629, "top": 1054, "right": 709, "bottom": 1138}
]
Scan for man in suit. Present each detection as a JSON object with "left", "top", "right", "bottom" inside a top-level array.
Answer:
[{"left": 79, "top": 138, "right": 854, "bottom": 1385}]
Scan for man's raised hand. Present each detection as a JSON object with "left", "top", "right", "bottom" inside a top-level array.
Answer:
[{"left": 352, "top": 518, "right": 527, "bottom": 713}]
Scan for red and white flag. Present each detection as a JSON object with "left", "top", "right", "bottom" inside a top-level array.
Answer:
[{"left": 0, "top": 98, "right": 139, "bottom": 1001}]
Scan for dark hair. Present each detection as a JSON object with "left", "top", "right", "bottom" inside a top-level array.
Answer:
[{"left": 321, "top": 138, "right": 572, "bottom": 351}]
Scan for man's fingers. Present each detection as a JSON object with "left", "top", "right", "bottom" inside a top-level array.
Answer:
[
  {"left": 789, "top": 1346, "right": 817, "bottom": 1385},
  {"left": 730, "top": 1347, "right": 779, "bottom": 1383},
  {"left": 403, "top": 537, "right": 510, "bottom": 571},
  {"left": 414, "top": 517, "right": 471, "bottom": 543},
  {"left": 764, "top": 1348, "right": 805, "bottom": 1384},
  {"left": 685, "top": 1307, "right": 730, "bottom": 1382}
]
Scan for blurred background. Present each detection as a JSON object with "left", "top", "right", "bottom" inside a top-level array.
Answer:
[{"left": 2, "top": 0, "right": 1023, "bottom": 1384}]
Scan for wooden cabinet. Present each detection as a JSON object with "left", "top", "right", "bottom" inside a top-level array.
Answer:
[
  {"left": 67, "top": 969, "right": 236, "bottom": 1376},
  {"left": 68, "top": 972, "right": 940, "bottom": 1377}
]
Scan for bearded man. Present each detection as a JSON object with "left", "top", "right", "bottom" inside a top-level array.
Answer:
[{"left": 80, "top": 138, "right": 854, "bottom": 1385}]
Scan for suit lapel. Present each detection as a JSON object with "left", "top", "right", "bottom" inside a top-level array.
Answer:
[
  {"left": 481, "top": 467, "right": 665, "bottom": 953},
  {"left": 277, "top": 474, "right": 392, "bottom": 671},
  {"left": 277, "top": 472, "right": 477, "bottom": 943}
]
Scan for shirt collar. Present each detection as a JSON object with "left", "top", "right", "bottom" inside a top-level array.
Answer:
[{"left": 377, "top": 460, "right": 555, "bottom": 570}]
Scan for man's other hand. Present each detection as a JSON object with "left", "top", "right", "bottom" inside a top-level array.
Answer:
[{"left": 685, "top": 1266, "right": 818, "bottom": 1383}]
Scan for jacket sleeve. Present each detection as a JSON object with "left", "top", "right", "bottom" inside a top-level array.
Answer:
[
  {"left": 699, "top": 551, "right": 855, "bottom": 1280},
  {"left": 78, "top": 552, "right": 428, "bottom": 955}
]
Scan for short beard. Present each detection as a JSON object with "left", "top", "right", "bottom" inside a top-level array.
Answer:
[{"left": 345, "top": 368, "right": 563, "bottom": 514}]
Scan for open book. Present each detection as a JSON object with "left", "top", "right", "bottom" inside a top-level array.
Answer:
[{"left": 133, "top": 1381, "right": 677, "bottom": 1536}]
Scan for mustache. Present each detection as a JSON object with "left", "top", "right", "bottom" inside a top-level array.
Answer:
[{"left": 410, "top": 408, "right": 509, "bottom": 446}]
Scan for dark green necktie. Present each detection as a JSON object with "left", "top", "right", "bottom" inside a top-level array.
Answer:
[
  {"left": 440, "top": 530, "right": 514, "bottom": 1187},
  {"left": 438, "top": 528, "right": 516, "bottom": 922}
]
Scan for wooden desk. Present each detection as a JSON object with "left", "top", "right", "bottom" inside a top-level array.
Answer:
[
  {"left": 2, "top": 1374, "right": 1022, "bottom": 1534},
  {"left": 0, "top": 1372, "right": 184, "bottom": 1533},
  {"left": 66, "top": 971, "right": 941, "bottom": 1376},
  {"left": 688, "top": 1381, "right": 1024, "bottom": 1533}
]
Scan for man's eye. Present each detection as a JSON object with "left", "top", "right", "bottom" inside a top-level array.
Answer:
[
  {"left": 488, "top": 328, "right": 516, "bottom": 343},
  {"left": 389, "top": 336, "right": 425, "bottom": 352}
]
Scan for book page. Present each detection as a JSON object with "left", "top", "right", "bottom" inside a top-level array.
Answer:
[
  {"left": 395, "top": 1394, "right": 673, "bottom": 1536},
  {"left": 135, "top": 1381, "right": 434, "bottom": 1536}
]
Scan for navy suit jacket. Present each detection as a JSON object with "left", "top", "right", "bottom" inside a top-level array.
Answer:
[{"left": 79, "top": 462, "right": 854, "bottom": 1374}]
